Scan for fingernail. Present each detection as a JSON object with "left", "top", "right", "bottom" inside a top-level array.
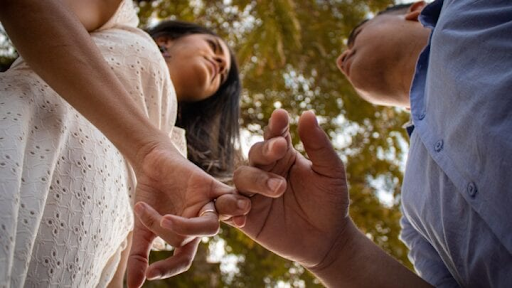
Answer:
[
  {"left": 264, "top": 140, "right": 274, "bottom": 154},
  {"left": 267, "top": 178, "right": 284, "bottom": 194},
  {"left": 134, "top": 202, "right": 146, "bottom": 216},
  {"left": 237, "top": 199, "right": 249, "bottom": 210},
  {"left": 161, "top": 217, "right": 173, "bottom": 230},
  {"left": 233, "top": 216, "right": 246, "bottom": 228}
]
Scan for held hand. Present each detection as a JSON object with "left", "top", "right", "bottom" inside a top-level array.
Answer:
[
  {"left": 150, "top": 111, "right": 431, "bottom": 287},
  {"left": 126, "top": 142, "right": 247, "bottom": 287},
  {"left": 154, "top": 110, "right": 350, "bottom": 268},
  {"left": 131, "top": 201, "right": 218, "bottom": 280},
  {"left": 132, "top": 196, "right": 251, "bottom": 283},
  {"left": 228, "top": 109, "right": 351, "bottom": 268}
]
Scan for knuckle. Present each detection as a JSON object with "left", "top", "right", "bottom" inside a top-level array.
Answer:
[
  {"left": 169, "top": 235, "right": 186, "bottom": 247},
  {"left": 183, "top": 257, "right": 193, "bottom": 271},
  {"left": 141, "top": 214, "right": 156, "bottom": 228},
  {"left": 256, "top": 172, "right": 269, "bottom": 187},
  {"left": 233, "top": 167, "right": 243, "bottom": 180},
  {"left": 130, "top": 254, "right": 149, "bottom": 266}
]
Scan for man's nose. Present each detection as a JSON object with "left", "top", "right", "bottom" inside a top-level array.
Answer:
[{"left": 337, "top": 50, "right": 349, "bottom": 72}]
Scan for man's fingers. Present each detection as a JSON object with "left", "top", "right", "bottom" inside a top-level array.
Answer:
[
  {"left": 160, "top": 203, "right": 221, "bottom": 237},
  {"left": 231, "top": 215, "right": 247, "bottom": 227},
  {"left": 233, "top": 166, "right": 286, "bottom": 198},
  {"left": 127, "top": 221, "right": 156, "bottom": 288},
  {"left": 298, "top": 111, "right": 345, "bottom": 178},
  {"left": 146, "top": 238, "right": 201, "bottom": 280},
  {"left": 248, "top": 137, "right": 288, "bottom": 167},
  {"left": 264, "top": 109, "right": 291, "bottom": 140},
  {"left": 211, "top": 194, "right": 251, "bottom": 217}
]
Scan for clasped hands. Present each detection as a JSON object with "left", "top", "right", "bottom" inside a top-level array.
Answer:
[{"left": 127, "top": 109, "right": 351, "bottom": 287}]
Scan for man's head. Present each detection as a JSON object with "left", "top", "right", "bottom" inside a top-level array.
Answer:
[{"left": 337, "top": 1, "right": 431, "bottom": 108}]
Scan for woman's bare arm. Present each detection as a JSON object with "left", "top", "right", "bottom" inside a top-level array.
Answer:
[
  {"left": 0, "top": 3, "right": 241, "bottom": 286},
  {"left": 0, "top": 0, "right": 166, "bottom": 167}
]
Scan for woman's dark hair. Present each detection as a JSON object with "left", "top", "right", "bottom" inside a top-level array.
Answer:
[{"left": 147, "top": 20, "right": 242, "bottom": 177}]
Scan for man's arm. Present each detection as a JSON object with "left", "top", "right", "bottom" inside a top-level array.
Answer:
[{"left": 233, "top": 109, "right": 431, "bottom": 287}]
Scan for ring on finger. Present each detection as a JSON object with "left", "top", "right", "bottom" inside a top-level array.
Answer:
[{"left": 199, "top": 209, "right": 217, "bottom": 217}]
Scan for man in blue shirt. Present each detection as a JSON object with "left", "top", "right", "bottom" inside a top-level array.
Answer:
[
  {"left": 338, "top": 1, "right": 512, "bottom": 286},
  {"left": 139, "top": 1, "right": 511, "bottom": 286},
  {"left": 228, "top": 1, "right": 511, "bottom": 286}
]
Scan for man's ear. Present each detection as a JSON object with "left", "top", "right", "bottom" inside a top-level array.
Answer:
[{"left": 405, "top": 1, "right": 427, "bottom": 21}]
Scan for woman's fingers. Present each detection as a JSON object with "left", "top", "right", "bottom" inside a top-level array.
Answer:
[
  {"left": 146, "top": 238, "right": 201, "bottom": 280},
  {"left": 134, "top": 202, "right": 192, "bottom": 247},
  {"left": 160, "top": 203, "right": 221, "bottom": 237},
  {"left": 127, "top": 219, "right": 156, "bottom": 288},
  {"left": 133, "top": 202, "right": 230, "bottom": 282}
]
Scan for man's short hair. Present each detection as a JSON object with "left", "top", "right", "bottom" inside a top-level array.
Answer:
[
  {"left": 377, "top": 3, "right": 413, "bottom": 16},
  {"left": 347, "top": 3, "right": 414, "bottom": 47}
]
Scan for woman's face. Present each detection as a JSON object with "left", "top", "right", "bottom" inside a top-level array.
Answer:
[{"left": 161, "top": 34, "right": 231, "bottom": 102}]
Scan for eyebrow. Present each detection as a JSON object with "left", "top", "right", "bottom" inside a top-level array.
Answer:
[{"left": 347, "top": 19, "right": 368, "bottom": 48}]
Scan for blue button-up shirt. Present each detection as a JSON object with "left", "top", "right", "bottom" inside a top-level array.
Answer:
[{"left": 400, "top": 0, "right": 512, "bottom": 287}]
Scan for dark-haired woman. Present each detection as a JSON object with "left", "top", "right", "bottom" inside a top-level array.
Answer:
[
  {"left": 148, "top": 20, "right": 242, "bottom": 179},
  {"left": 0, "top": 0, "right": 247, "bottom": 287}
]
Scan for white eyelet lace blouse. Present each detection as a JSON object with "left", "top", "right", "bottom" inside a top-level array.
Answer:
[{"left": 0, "top": 1, "right": 186, "bottom": 287}]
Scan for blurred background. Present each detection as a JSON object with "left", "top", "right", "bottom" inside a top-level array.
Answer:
[{"left": 0, "top": 0, "right": 415, "bottom": 286}]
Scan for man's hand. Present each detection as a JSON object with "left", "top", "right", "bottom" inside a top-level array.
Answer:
[{"left": 225, "top": 109, "right": 351, "bottom": 268}]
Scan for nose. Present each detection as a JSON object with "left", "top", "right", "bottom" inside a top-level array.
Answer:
[
  {"left": 214, "top": 55, "right": 227, "bottom": 74},
  {"left": 337, "top": 50, "right": 350, "bottom": 73}
]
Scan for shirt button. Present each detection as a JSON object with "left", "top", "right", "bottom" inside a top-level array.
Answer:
[
  {"left": 434, "top": 140, "right": 444, "bottom": 152},
  {"left": 467, "top": 182, "right": 478, "bottom": 197}
]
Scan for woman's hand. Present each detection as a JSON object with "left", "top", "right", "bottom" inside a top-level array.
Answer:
[
  {"left": 130, "top": 194, "right": 251, "bottom": 285},
  {"left": 126, "top": 141, "right": 252, "bottom": 287}
]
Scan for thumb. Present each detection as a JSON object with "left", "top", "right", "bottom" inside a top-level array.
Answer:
[
  {"left": 127, "top": 219, "right": 156, "bottom": 288},
  {"left": 298, "top": 111, "right": 345, "bottom": 178}
]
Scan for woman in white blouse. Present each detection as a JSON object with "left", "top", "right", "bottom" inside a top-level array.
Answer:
[{"left": 0, "top": 0, "right": 249, "bottom": 287}]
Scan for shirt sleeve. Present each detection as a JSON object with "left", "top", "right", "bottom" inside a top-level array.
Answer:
[{"left": 400, "top": 216, "right": 459, "bottom": 288}]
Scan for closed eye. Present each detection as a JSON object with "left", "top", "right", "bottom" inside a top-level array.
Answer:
[
  {"left": 347, "top": 19, "right": 368, "bottom": 49},
  {"left": 207, "top": 39, "right": 217, "bottom": 52}
]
